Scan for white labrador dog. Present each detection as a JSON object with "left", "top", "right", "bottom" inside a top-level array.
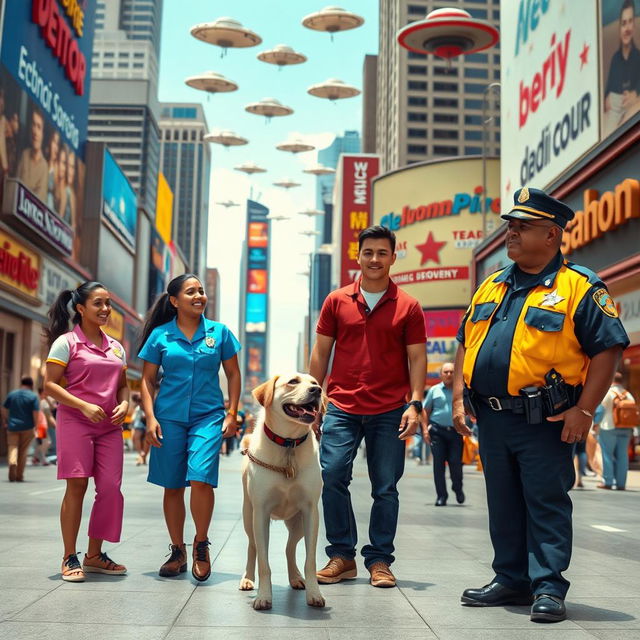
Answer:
[{"left": 239, "top": 373, "right": 325, "bottom": 610}]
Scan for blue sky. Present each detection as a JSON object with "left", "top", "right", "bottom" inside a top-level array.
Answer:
[{"left": 158, "top": 1, "right": 379, "bottom": 375}]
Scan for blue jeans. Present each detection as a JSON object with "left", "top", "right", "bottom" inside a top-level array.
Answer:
[
  {"left": 320, "top": 402, "right": 406, "bottom": 568},
  {"left": 599, "top": 428, "right": 632, "bottom": 488}
]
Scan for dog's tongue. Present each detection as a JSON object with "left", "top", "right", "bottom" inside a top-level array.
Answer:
[{"left": 289, "top": 404, "right": 316, "bottom": 417}]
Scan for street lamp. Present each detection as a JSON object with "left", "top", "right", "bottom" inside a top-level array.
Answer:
[{"left": 482, "top": 83, "right": 500, "bottom": 237}]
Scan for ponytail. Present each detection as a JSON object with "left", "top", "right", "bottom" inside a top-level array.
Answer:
[
  {"left": 138, "top": 273, "right": 200, "bottom": 354},
  {"left": 45, "top": 281, "right": 107, "bottom": 346}
]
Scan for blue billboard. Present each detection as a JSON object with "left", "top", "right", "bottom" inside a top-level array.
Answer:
[{"left": 102, "top": 148, "right": 137, "bottom": 248}]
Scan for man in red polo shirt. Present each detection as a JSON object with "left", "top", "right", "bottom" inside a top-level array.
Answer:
[{"left": 309, "top": 225, "right": 427, "bottom": 588}]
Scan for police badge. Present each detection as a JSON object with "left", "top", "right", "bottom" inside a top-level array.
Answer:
[
  {"left": 205, "top": 336, "right": 216, "bottom": 348},
  {"left": 518, "top": 187, "right": 530, "bottom": 203},
  {"left": 112, "top": 346, "right": 124, "bottom": 359}
]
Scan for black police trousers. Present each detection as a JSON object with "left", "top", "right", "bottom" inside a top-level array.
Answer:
[
  {"left": 476, "top": 403, "right": 575, "bottom": 598},
  {"left": 430, "top": 423, "right": 463, "bottom": 500}
]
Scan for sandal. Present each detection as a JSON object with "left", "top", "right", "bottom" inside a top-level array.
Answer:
[
  {"left": 62, "top": 553, "right": 85, "bottom": 582},
  {"left": 83, "top": 551, "right": 127, "bottom": 575}
]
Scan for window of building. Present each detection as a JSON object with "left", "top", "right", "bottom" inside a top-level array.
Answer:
[
  {"left": 493, "top": 69, "right": 501, "bottom": 80},
  {"left": 466, "top": 53, "right": 488, "bottom": 63},
  {"left": 464, "top": 83, "right": 486, "bottom": 94},
  {"left": 407, "top": 144, "right": 427, "bottom": 154},
  {"left": 408, "top": 65, "right": 427, "bottom": 75},
  {"left": 465, "top": 130, "right": 483, "bottom": 141},
  {"left": 134, "top": 52, "right": 145, "bottom": 58},
  {"left": 467, "top": 8, "right": 488, "bottom": 18},
  {"left": 434, "top": 129, "right": 459, "bottom": 140},
  {"left": 133, "top": 63, "right": 144, "bottom": 68},
  {"left": 408, "top": 128, "right": 427, "bottom": 138},
  {"left": 104, "top": 62, "right": 114, "bottom": 68},
  {"left": 434, "top": 113, "right": 458, "bottom": 123},
  {"left": 408, "top": 96, "right": 427, "bottom": 106},
  {"left": 434, "top": 66, "right": 458, "bottom": 76},
  {"left": 408, "top": 112, "right": 427, "bottom": 122},
  {"left": 408, "top": 80, "right": 427, "bottom": 91},
  {"left": 119, "top": 51, "right": 129, "bottom": 57},
  {"left": 433, "top": 97, "right": 458, "bottom": 108},
  {"left": 433, "top": 81, "right": 458, "bottom": 92},
  {"left": 104, "top": 52, "right": 114, "bottom": 58},
  {"left": 118, "top": 62, "right": 128, "bottom": 68},
  {"left": 433, "top": 145, "right": 458, "bottom": 155},
  {"left": 464, "top": 98, "right": 483, "bottom": 109},
  {"left": 465, "top": 146, "right": 483, "bottom": 154},
  {"left": 408, "top": 51, "right": 427, "bottom": 60},
  {"left": 464, "top": 67, "right": 488, "bottom": 79},
  {"left": 464, "top": 114, "right": 482, "bottom": 125},
  {"left": 408, "top": 4, "right": 425, "bottom": 14},
  {"left": 493, "top": 10, "right": 500, "bottom": 20}
]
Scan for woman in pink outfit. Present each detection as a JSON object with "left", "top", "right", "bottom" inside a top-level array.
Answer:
[{"left": 44, "top": 281, "right": 129, "bottom": 582}]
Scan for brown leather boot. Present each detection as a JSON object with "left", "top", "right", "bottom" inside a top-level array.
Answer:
[
  {"left": 192, "top": 538, "right": 211, "bottom": 582},
  {"left": 316, "top": 557, "right": 357, "bottom": 584},
  {"left": 368, "top": 562, "right": 396, "bottom": 588},
  {"left": 159, "top": 544, "right": 187, "bottom": 577}
]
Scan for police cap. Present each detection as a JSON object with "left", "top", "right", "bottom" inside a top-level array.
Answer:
[{"left": 501, "top": 187, "right": 575, "bottom": 229}]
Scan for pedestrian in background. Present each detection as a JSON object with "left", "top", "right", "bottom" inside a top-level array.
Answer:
[
  {"left": 45, "top": 282, "right": 129, "bottom": 582},
  {"left": 131, "top": 393, "right": 148, "bottom": 466},
  {"left": 138, "top": 274, "right": 241, "bottom": 583},
  {"left": 425, "top": 362, "right": 463, "bottom": 506},
  {"left": 453, "top": 188, "right": 629, "bottom": 622},
  {"left": 2, "top": 376, "right": 39, "bottom": 482},
  {"left": 310, "top": 225, "right": 427, "bottom": 589}
]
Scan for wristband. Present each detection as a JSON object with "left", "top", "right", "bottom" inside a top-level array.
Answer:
[{"left": 576, "top": 406, "right": 593, "bottom": 419}]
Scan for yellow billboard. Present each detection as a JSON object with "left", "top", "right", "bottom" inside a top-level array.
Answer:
[
  {"left": 155, "top": 172, "right": 174, "bottom": 245},
  {"left": 372, "top": 157, "right": 501, "bottom": 308}
]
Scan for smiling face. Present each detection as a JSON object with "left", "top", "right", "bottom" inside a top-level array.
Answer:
[
  {"left": 254, "top": 373, "right": 323, "bottom": 426},
  {"left": 170, "top": 276, "right": 207, "bottom": 319},
  {"left": 77, "top": 287, "right": 111, "bottom": 327},
  {"left": 357, "top": 237, "right": 396, "bottom": 283}
]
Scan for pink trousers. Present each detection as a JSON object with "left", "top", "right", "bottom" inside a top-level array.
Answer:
[{"left": 56, "top": 407, "right": 124, "bottom": 543}]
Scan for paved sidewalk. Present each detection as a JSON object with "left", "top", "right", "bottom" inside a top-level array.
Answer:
[{"left": 0, "top": 451, "right": 638, "bottom": 639}]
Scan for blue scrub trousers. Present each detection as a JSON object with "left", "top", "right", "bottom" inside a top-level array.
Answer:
[{"left": 148, "top": 412, "right": 224, "bottom": 488}]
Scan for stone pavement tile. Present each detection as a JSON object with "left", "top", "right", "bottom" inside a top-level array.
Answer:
[
  {"left": 588, "top": 632, "right": 640, "bottom": 639},
  {"left": 12, "top": 589, "right": 190, "bottom": 626},
  {"left": 432, "top": 629, "right": 599, "bottom": 640},
  {"left": 0, "top": 622, "right": 168, "bottom": 640},
  {"left": 327, "top": 629, "right": 436, "bottom": 640},
  {"left": 317, "top": 594, "right": 426, "bottom": 628},
  {"left": 0, "top": 566, "right": 64, "bottom": 591},
  {"left": 0, "top": 589, "right": 50, "bottom": 621},
  {"left": 396, "top": 572, "right": 489, "bottom": 597},
  {"left": 568, "top": 598, "right": 640, "bottom": 629},
  {"left": 408, "top": 596, "right": 585, "bottom": 631},
  {"left": 166, "top": 628, "right": 329, "bottom": 640},
  {"left": 568, "top": 576, "right": 640, "bottom": 598},
  {"left": 56, "top": 570, "right": 198, "bottom": 593}
]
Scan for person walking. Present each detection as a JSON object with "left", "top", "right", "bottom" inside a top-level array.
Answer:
[
  {"left": 2, "top": 376, "right": 39, "bottom": 482},
  {"left": 44, "top": 282, "right": 130, "bottom": 582},
  {"left": 453, "top": 188, "right": 629, "bottom": 622},
  {"left": 130, "top": 394, "right": 149, "bottom": 466},
  {"left": 309, "top": 225, "right": 427, "bottom": 589},
  {"left": 425, "top": 362, "right": 463, "bottom": 506},
  {"left": 598, "top": 372, "right": 637, "bottom": 490},
  {"left": 138, "top": 274, "right": 241, "bottom": 582}
]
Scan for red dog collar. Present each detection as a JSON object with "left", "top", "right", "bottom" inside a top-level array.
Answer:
[{"left": 263, "top": 423, "right": 309, "bottom": 448}]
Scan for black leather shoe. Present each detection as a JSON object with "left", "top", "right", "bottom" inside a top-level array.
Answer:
[
  {"left": 456, "top": 490, "right": 465, "bottom": 504},
  {"left": 530, "top": 594, "right": 566, "bottom": 622},
  {"left": 461, "top": 582, "right": 534, "bottom": 606},
  {"left": 435, "top": 496, "right": 447, "bottom": 506}
]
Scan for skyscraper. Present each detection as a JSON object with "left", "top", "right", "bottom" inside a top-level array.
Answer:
[
  {"left": 377, "top": 0, "right": 500, "bottom": 173},
  {"left": 159, "top": 103, "right": 211, "bottom": 278}
]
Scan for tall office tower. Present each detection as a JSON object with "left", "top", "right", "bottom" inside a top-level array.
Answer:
[
  {"left": 159, "top": 104, "right": 211, "bottom": 278},
  {"left": 377, "top": 0, "right": 500, "bottom": 172},
  {"left": 362, "top": 55, "right": 378, "bottom": 154},
  {"left": 88, "top": 0, "right": 164, "bottom": 214}
]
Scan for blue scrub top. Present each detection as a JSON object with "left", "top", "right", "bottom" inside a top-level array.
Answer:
[
  {"left": 423, "top": 382, "right": 453, "bottom": 427},
  {"left": 139, "top": 316, "right": 241, "bottom": 421}
]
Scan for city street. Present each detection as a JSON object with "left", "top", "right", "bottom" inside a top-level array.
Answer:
[{"left": 1, "top": 450, "right": 638, "bottom": 639}]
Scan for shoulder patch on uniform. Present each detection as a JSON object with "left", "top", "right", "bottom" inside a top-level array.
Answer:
[
  {"left": 566, "top": 262, "right": 601, "bottom": 285},
  {"left": 592, "top": 288, "right": 619, "bottom": 318},
  {"left": 112, "top": 345, "right": 124, "bottom": 359}
]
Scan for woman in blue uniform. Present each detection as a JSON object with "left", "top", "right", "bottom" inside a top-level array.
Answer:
[{"left": 138, "top": 274, "right": 241, "bottom": 582}]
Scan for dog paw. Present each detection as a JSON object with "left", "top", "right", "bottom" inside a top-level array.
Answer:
[
  {"left": 289, "top": 574, "right": 305, "bottom": 590},
  {"left": 253, "top": 596, "right": 272, "bottom": 610},
  {"left": 239, "top": 577, "right": 255, "bottom": 590},
  {"left": 306, "top": 592, "right": 326, "bottom": 608}
]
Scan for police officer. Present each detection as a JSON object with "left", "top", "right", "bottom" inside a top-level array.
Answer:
[{"left": 452, "top": 188, "right": 629, "bottom": 623}]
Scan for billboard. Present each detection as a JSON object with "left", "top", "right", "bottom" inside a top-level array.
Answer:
[
  {"left": 155, "top": 172, "right": 173, "bottom": 246},
  {"left": 500, "top": 0, "right": 600, "bottom": 204},
  {"left": 334, "top": 154, "right": 380, "bottom": 287},
  {"left": 0, "top": 1, "right": 97, "bottom": 259},
  {"left": 423, "top": 309, "right": 466, "bottom": 381},
  {"left": 373, "top": 157, "right": 500, "bottom": 308},
  {"left": 242, "top": 200, "right": 270, "bottom": 402},
  {"left": 102, "top": 148, "right": 137, "bottom": 249}
]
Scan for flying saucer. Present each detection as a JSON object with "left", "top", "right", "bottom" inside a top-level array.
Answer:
[
  {"left": 267, "top": 213, "right": 291, "bottom": 221},
  {"left": 298, "top": 229, "right": 321, "bottom": 236},
  {"left": 303, "top": 163, "right": 336, "bottom": 176},
  {"left": 245, "top": 97, "right": 294, "bottom": 120},
  {"left": 275, "top": 137, "right": 316, "bottom": 153},
  {"left": 234, "top": 162, "right": 267, "bottom": 175},
  {"left": 190, "top": 17, "right": 262, "bottom": 54},
  {"left": 273, "top": 177, "right": 301, "bottom": 189},
  {"left": 302, "top": 6, "right": 365, "bottom": 34},
  {"left": 307, "top": 78, "right": 360, "bottom": 100},
  {"left": 204, "top": 130, "right": 248, "bottom": 147},
  {"left": 257, "top": 44, "right": 307, "bottom": 67},
  {"left": 216, "top": 200, "right": 240, "bottom": 208},
  {"left": 397, "top": 8, "right": 499, "bottom": 59},
  {"left": 298, "top": 208, "right": 325, "bottom": 217},
  {"left": 184, "top": 71, "right": 238, "bottom": 94}
]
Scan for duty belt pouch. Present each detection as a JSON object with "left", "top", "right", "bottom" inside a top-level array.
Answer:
[
  {"left": 520, "top": 386, "right": 543, "bottom": 424},
  {"left": 542, "top": 369, "right": 571, "bottom": 417}
]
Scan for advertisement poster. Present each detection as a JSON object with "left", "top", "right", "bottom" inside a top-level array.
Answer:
[
  {"left": 0, "top": 1, "right": 97, "bottom": 259},
  {"left": 373, "top": 157, "right": 500, "bottom": 308},
  {"left": 600, "top": 0, "right": 640, "bottom": 138},
  {"left": 500, "top": 0, "right": 599, "bottom": 203},
  {"left": 102, "top": 148, "right": 137, "bottom": 249}
]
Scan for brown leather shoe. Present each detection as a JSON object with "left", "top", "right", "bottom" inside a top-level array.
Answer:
[
  {"left": 368, "top": 562, "right": 396, "bottom": 588},
  {"left": 316, "top": 557, "right": 357, "bottom": 584},
  {"left": 192, "top": 538, "right": 211, "bottom": 582},
  {"left": 159, "top": 544, "right": 187, "bottom": 577}
]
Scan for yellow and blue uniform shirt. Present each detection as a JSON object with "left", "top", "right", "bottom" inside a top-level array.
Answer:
[
  {"left": 457, "top": 252, "right": 629, "bottom": 397},
  {"left": 138, "top": 316, "right": 241, "bottom": 422}
]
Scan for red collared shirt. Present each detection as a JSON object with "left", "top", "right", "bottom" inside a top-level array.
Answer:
[{"left": 316, "top": 279, "right": 426, "bottom": 415}]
